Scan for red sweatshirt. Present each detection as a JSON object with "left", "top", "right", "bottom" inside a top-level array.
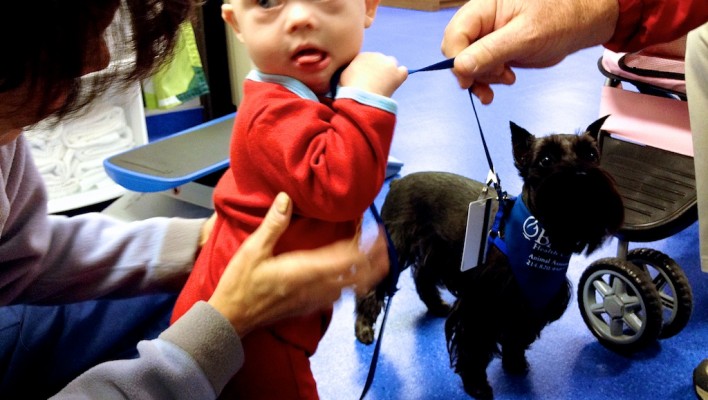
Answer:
[
  {"left": 172, "top": 71, "right": 397, "bottom": 352},
  {"left": 608, "top": 0, "right": 708, "bottom": 52}
]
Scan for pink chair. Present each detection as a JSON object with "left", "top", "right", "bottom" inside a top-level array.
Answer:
[{"left": 576, "top": 38, "right": 695, "bottom": 353}]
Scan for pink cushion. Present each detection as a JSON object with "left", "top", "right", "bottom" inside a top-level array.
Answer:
[
  {"left": 599, "top": 85, "right": 692, "bottom": 157},
  {"left": 601, "top": 49, "right": 686, "bottom": 94}
]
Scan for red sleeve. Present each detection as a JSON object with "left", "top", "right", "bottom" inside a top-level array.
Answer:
[
  {"left": 235, "top": 82, "right": 396, "bottom": 221},
  {"left": 606, "top": 0, "right": 708, "bottom": 52}
]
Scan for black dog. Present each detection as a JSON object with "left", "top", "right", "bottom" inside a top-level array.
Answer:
[{"left": 354, "top": 117, "right": 624, "bottom": 399}]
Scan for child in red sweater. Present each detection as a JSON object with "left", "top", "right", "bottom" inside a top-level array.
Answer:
[{"left": 171, "top": 0, "right": 407, "bottom": 398}]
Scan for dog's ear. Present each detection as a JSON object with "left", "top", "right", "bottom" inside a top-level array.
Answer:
[
  {"left": 510, "top": 122, "right": 535, "bottom": 169},
  {"left": 584, "top": 115, "right": 610, "bottom": 140}
]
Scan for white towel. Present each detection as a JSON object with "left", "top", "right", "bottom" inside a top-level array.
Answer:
[
  {"left": 26, "top": 104, "right": 137, "bottom": 201},
  {"left": 26, "top": 123, "right": 66, "bottom": 169},
  {"left": 43, "top": 176, "right": 81, "bottom": 198},
  {"left": 69, "top": 126, "right": 134, "bottom": 161},
  {"left": 62, "top": 105, "right": 132, "bottom": 147}
]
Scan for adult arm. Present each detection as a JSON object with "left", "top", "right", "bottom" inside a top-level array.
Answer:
[
  {"left": 51, "top": 301, "right": 242, "bottom": 400},
  {"left": 53, "top": 193, "right": 389, "bottom": 399},
  {"left": 0, "top": 136, "right": 205, "bottom": 305},
  {"left": 441, "top": 0, "right": 708, "bottom": 102},
  {"left": 608, "top": 0, "right": 708, "bottom": 52}
]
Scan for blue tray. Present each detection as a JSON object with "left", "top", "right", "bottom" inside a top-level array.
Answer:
[{"left": 104, "top": 112, "right": 404, "bottom": 193}]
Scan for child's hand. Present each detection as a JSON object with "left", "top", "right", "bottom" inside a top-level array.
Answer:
[{"left": 339, "top": 52, "right": 408, "bottom": 98}]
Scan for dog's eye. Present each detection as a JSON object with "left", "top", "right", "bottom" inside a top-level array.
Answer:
[
  {"left": 538, "top": 156, "right": 553, "bottom": 168},
  {"left": 576, "top": 141, "right": 600, "bottom": 163},
  {"left": 583, "top": 149, "right": 599, "bottom": 162}
]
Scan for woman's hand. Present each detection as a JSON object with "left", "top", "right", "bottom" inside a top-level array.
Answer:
[
  {"left": 199, "top": 213, "right": 217, "bottom": 249},
  {"left": 208, "top": 192, "right": 390, "bottom": 337}
]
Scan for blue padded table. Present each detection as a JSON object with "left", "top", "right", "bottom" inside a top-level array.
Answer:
[
  {"left": 105, "top": 112, "right": 403, "bottom": 193},
  {"left": 104, "top": 113, "right": 235, "bottom": 192}
]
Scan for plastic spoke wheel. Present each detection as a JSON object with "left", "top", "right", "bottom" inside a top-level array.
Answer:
[
  {"left": 578, "top": 258, "right": 663, "bottom": 352},
  {"left": 626, "top": 248, "right": 693, "bottom": 339}
]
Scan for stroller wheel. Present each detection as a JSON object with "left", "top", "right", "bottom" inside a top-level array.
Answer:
[
  {"left": 578, "top": 258, "right": 663, "bottom": 352},
  {"left": 626, "top": 248, "right": 693, "bottom": 339}
]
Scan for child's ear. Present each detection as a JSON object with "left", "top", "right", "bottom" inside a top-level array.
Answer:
[
  {"left": 364, "top": 0, "right": 380, "bottom": 28},
  {"left": 222, "top": 4, "right": 245, "bottom": 42}
]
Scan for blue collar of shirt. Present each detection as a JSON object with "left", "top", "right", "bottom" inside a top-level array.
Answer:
[{"left": 246, "top": 70, "right": 398, "bottom": 115}]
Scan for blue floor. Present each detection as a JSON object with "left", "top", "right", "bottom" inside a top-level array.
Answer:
[{"left": 310, "top": 6, "right": 707, "bottom": 400}]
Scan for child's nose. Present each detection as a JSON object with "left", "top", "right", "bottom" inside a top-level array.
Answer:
[{"left": 285, "top": 2, "right": 316, "bottom": 33}]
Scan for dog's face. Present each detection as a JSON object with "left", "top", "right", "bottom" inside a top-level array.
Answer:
[{"left": 510, "top": 116, "right": 624, "bottom": 254}]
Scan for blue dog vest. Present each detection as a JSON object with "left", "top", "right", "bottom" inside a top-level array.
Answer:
[{"left": 489, "top": 197, "right": 571, "bottom": 311}]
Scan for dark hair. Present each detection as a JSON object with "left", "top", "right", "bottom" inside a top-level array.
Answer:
[{"left": 0, "top": 0, "right": 197, "bottom": 123}]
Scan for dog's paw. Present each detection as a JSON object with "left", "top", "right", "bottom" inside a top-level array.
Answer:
[
  {"left": 355, "top": 323, "right": 375, "bottom": 345},
  {"left": 460, "top": 371, "right": 493, "bottom": 399},
  {"left": 502, "top": 354, "right": 529, "bottom": 375}
]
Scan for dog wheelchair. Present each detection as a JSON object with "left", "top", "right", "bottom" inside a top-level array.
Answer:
[{"left": 576, "top": 38, "right": 696, "bottom": 352}]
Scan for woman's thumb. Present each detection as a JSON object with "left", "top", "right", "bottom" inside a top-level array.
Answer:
[{"left": 248, "top": 192, "right": 292, "bottom": 251}]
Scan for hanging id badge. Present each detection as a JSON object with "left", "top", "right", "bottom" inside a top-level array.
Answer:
[{"left": 460, "top": 185, "right": 495, "bottom": 272}]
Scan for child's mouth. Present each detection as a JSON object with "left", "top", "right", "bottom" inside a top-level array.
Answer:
[{"left": 293, "top": 49, "right": 327, "bottom": 66}]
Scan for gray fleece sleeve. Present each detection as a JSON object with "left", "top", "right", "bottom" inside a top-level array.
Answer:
[
  {"left": 51, "top": 301, "right": 244, "bottom": 400},
  {"left": 160, "top": 301, "right": 245, "bottom": 392},
  {"left": 0, "top": 137, "right": 206, "bottom": 305}
]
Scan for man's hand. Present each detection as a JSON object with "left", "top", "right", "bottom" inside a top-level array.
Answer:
[{"left": 441, "top": 0, "right": 618, "bottom": 104}]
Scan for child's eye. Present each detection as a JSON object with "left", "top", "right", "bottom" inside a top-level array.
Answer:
[{"left": 256, "top": 0, "right": 282, "bottom": 9}]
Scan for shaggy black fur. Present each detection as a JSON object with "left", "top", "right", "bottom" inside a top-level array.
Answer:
[{"left": 354, "top": 117, "right": 624, "bottom": 399}]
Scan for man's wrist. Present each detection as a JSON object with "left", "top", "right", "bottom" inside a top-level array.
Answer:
[{"left": 577, "top": 0, "right": 620, "bottom": 50}]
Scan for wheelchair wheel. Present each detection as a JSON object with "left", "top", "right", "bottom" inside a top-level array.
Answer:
[
  {"left": 626, "top": 248, "right": 693, "bottom": 339},
  {"left": 578, "top": 258, "right": 663, "bottom": 352}
]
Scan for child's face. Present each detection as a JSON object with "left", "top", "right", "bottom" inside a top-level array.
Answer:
[{"left": 223, "top": 0, "right": 379, "bottom": 95}]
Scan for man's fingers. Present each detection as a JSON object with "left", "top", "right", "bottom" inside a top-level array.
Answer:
[
  {"left": 470, "top": 82, "right": 495, "bottom": 104},
  {"left": 441, "top": 0, "right": 486, "bottom": 58}
]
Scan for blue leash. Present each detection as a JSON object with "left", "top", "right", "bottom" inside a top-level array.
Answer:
[
  {"left": 407, "top": 57, "right": 455, "bottom": 74},
  {"left": 410, "top": 57, "right": 504, "bottom": 197},
  {"left": 358, "top": 57, "right": 457, "bottom": 400},
  {"left": 358, "top": 204, "right": 400, "bottom": 400},
  {"left": 359, "top": 57, "right": 505, "bottom": 399}
]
